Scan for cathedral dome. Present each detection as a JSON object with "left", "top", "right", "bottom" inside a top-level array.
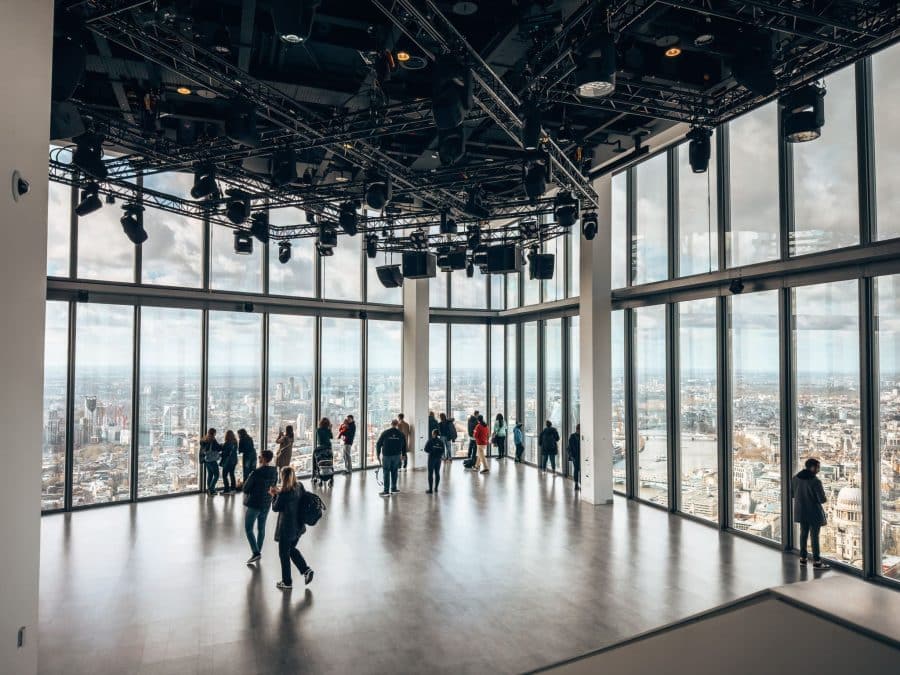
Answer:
[{"left": 836, "top": 486, "right": 862, "bottom": 510}]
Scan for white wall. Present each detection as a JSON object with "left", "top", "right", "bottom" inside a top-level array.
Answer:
[{"left": 0, "top": 1, "right": 53, "bottom": 672}]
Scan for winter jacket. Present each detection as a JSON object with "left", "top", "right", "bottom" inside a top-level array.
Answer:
[
  {"left": 220, "top": 441, "right": 238, "bottom": 468},
  {"left": 340, "top": 421, "right": 357, "bottom": 445},
  {"left": 376, "top": 427, "right": 406, "bottom": 457},
  {"left": 567, "top": 433, "right": 580, "bottom": 462},
  {"left": 428, "top": 415, "right": 439, "bottom": 436},
  {"left": 539, "top": 427, "right": 560, "bottom": 455},
  {"left": 791, "top": 469, "right": 827, "bottom": 526},
  {"left": 272, "top": 485, "right": 306, "bottom": 542},
  {"left": 423, "top": 437, "right": 445, "bottom": 456},
  {"left": 242, "top": 465, "right": 278, "bottom": 510},
  {"left": 238, "top": 435, "right": 255, "bottom": 462},
  {"left": 493, "top": 420, "right": 507, "bottom": 438},
  {"left": 473, "top": 422, "right": 490, "bottom": 446},
  {"left": 513, "top": 425, "right": 524, "bottom": 446},
  {"left": 438, "top": 419, "right": 455, "bottom": 438},
  {"left": 397, "top": 419, "right": 411, "bottom": 449},
  {"left": 316, "top": 427, "right": 333, "bottom": 450},
  {"left": 467, "top": 415, "right": 478, "bottom": 437},
  {"left": 200, "top": 438, "right": 222, "bottom": 464}
]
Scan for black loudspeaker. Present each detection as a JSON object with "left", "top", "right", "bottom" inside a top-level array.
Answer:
[
  {"left": 528, "top": 253, "right": 555, "bottom": 280},
  {"left": 376, "top": 265, "right": 404, "bottom": 288},
  {"left": 402, "top": 251, "right": 437, "bottom": 279},
  {"left": 486, "top": 245, "right": 522, "bottom": 274}
]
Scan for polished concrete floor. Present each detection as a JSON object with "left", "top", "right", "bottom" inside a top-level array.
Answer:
[{"left": 40, "top": 461, "right": 814, "bottom": 675}]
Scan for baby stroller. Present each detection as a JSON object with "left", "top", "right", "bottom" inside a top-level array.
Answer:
[{"left": 312, "top": 446, "right": 335, "bottom": 487}]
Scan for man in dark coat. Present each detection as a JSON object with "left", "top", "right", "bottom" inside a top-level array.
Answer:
[
  {"left": 376, "top": 420, "right": 407, "bottom": 496},
  {"left": 539, "top": 420, "right": 560, "bottom": 473},
  {"left": 466, "top": 410, "right": 480, "bottom": 461},
  {"left": 791, "top": 457, "right": 830, "bottom": 569},
  {"left": 568, "top": 424, "right": 581, "bottom": 491}
]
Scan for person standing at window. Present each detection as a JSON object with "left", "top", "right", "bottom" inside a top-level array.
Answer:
[
  {"left": 271, "top": 467, "right": 314, "bottom": 590},
  {"left": 513, "top": 421, "right": 525, "bottom": 463},
  {"left": 314, "top": 418, "right": 333, "bottom": 481},
  {"left": 493, "top": 413, "right": 508, "bottom": 459},
  {"left": 242, "top": 449, "right": 278, "bottom": 564},
  {"left": 473, "top": 414, "right": 491, "bottom": 474},
  {"left": 199, "top": 428, "right": 222, "bottom": 496},
  {"left": 397, "top": 413, "right": 411, "bottom": 471},
  {"left": 438, "top": 413, "right": 455, "bottom": 462},
  {"left": 568, "top": 424, "right": 581, "bottom": 491},
  {"left": 467, "top": 410, "right": 480, "bottom": 462},
  {"left": 376, "top": 420, "right": 406, "bottom": 496},
  {"left": 220, "top": 430, "right": 239, "bottom": 494},
  {"left": 237, "top": 428, "right": 256, "bottom": 484},
  {"left": 423, "top": 429, "right": 445, "bottom": 494},
  {"left": 539, "top": 420, "right": 560, "bottom": 473},
  {"left": 275, "top": 424, "right": 294, "bottom": 470},
  {"left": 792, "top": 457, "right": 831, "bottom": 570},
  {"left": 339, "top": 415, "right": 356, "bottom": 475},
  {"left": 428, "top": 411, "right": 439, "bottom": 438}
]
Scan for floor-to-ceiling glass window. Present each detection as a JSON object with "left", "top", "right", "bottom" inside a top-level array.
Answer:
[
  {"left": 507, "top": 325, "right": 518, "bottom": 426},
  {"left": 450, "top": 323, "right": 486, "bottom": 457},
  {"left": 47, "top": 153, "right": 71, "bottom": 277},
  {"left": 72, "top": 303, "right": 133, "bottom": 506},
  {"left": 76, "top": 199, "right": 135, "bottom": 283},
  {"left": 269, "top": 208, "right": 315, "bottom": 298},
  {"left": 320, "top": 318, "right": 361, "bottom": 469},
  {"left": 367, "top": 252, "right": 402, "bottom": 305},
  {"left": 542, "top": 237, "right": 565, "bottom": 302},
  {"left": 523, "top": 321, "right": 539, "bottom": 463},
  {"left": 875, "top": 274, "right": 900, "bottom": 581},
  {"left": 611, "top": 172, "right": 627, "bottom": 289},
  {"left": 729, "top": 291, "right": 781, "bottom": 542},
  {"left": 268, "top": 315, "right": 315, "bottom": 475},
  {"left": 612, "top": 311, "right": 626, "bottom": 493},
  {"left": 431, "top": 270, "right": 448, "bottom": 308},
  {"left": 793, "top": 280, "right": 861, "bottom": 567},
  {"left": 42, "top": 301, "right": 68, "bottom": 510},
  {"left": 569, "top": 233, "right": 580, "bottom": 298},
  {"left": 635, "top": 304, "right": 668, "bottom": 505},
  {"left": 873, "top": 43, "right": 900, "bottom": 241},
  {"left": 451, "top": 268, "right": 487, "bottom": 309},
  {"left": 544, "top": 319, "right": 563, "bottom": 469},
  {"left": 367, "top": 320, "right": 402, "bottom": 468},
  {"left": 791, "top": 67, "right": 859, "bottom": 256},
  {"left": 489, "top": 324, "right": 505, "bottom": 428},
  {"left": 210, "top": 225, "right": 263, "bottom": 293},
  {"left": 321, "top": 235, "right": 361, "bottom": 301},
  {"left": 429, "top": 323, "right": 447, "bottom": 417},
  {"left": 678, "top": 133, "right": 718, "bottom": 277},
  {"left": 523, "top": 253, "right": 541, "bottom": 306},
  {"left": 142, "top": 172, "right": 203, "bottom": 288},
  {"left": 506, "top": 270, "right": 520, "bottom": 309},
  {"left": 728, "top": 103, "right": 780, "bottom": 266},
  {"left": 569, "top": 316, "right": 580, "bottom": 434},
  {"left": 633, "top": 153, "right": 668, "bottom": 285},
  {"left": 678, "top": 298, "right": 718, "bottom": 522},
  {"left": 490, "top": 276, "right": 504, "bottom": 310},
  {"left": 137, "top": 307, "right": 202, "bottom": 497}
]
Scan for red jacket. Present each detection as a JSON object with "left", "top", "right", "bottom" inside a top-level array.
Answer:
[{"left": 473, "top": 422, "right": 490, "bottom": 446}]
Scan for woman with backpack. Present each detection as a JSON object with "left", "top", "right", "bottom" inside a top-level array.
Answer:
[
  {"left": 199, "top": 428, "right": 222, "bottom": 496},
  {"left": 438, "top": 412, "right": 455, "bottom": 462},
  {"left": 270, "top": 466, "right": 314, "bottom": 590},
  {"left": 220, "top": 430, "right": 239, "bottom": 494},
  {"left": 492, "top": 413, "right": 508, "bottom": 459}
]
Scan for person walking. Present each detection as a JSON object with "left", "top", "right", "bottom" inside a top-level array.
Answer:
[
  {"left": 275, "top": 425, "right": 295, "bottom": 470},
  {"left": 472, "top": 414, "right": 491, "bottom": 474},
  {"left": 423, "top": 429, "right": 445, "bottom": 494},
  {"left": 466, "top": 410, "right": 480, "bottom": 462},
  {"left": 220, "top": 430, "right": 239, "bottom": 494},
  {"left": 376, "top": 420, "right": 406, "bottom": 496},
  {"left": 271, "top": 467, "right": 314, "bottom": 589},
  {"left": 428, "top": 411, "right": 439, "bottom": 438},
  {"left": 199, "top": 428, "right": 222, "bottom": 496},
  {"left": 568, "top": 424, "right": 581, "bottom": 491},
  {"left": 397, "top": 413, "right": 411, "bottom": 471},
  {"left": 513, "top": 421, "right": 525, "bottom": 463},
  {"left": 792, "top": 457, "right": 831, "bottom": 569},
  {"left": 242, "top": 449, "right": 278, "bottom": 564},
  {"left": 237, "top": 428, "right": 256, "bottom": 484},
  {"left": 314, "top": 418, "right": 333, "bottom": 481},
  {"left": 438, "top": 413, "right": 456, "bottom": 462},
  {"left": 338, "top": 415, "right": 356, "bottom": 475},
  {"left": 493, "top": 413, "right": 508, "bottom": 459},
  {"left": 539, "top": 420, "right": 560, "bottom": 473}
]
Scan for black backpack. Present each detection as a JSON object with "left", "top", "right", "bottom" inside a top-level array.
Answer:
[
  {"left": 448, "top": 425, "right": 458, "bottom": 442},
  {"left": 297, "top": 490, "right": 326, "bottom": 527}
]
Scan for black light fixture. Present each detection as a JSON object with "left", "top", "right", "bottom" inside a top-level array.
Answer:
[
  {"left": 225, "top": 189, "right": 252, "bottom": 224},
  {"left": 687, "top": 127, "right": 713, "bottom": 173},
  {"left": 464, "top": 186, "right": 490, "bottom": 219},
  {"left": 554, "top": 190, "right": 579, "bottom": 228},
  {"left": 521, "top": 101, "right": 542, "bottom": 151},
  {"left": 190, "top": 164, "right": 218, "bottom": 200},
  {"left": 269, "top": 148, "right": 297, "bottom": 187},
  {"left": 338, "top": 201, "right": 359, "bottom": 236},
  {"left": 523, "top": 158, "right": 547, "bottom": 203},
  {"left": 731, "top": 33, "right": 776, "bottom": 97},
  {"left": 376, "top": 264, "right": 404, "bottom": 288},
  {"left": 365, "top": 233, "right": 379, "bottom": 259},
  {"left": 432, "top": 54, "right": 472, "bottom": 130},
  {"left": 75, "top": 182, "right": 102, "bottom": 217},
  {"left": 72, "top": 133, "right": 107, "bottom": 180},
  {"left": 439, "top": 211, "right": 458, "bottom": 235},
  {"left": 317, "top": 222, "right": 337, "bottom": 256},
  {"left": 365, "top": 177, "right": 391, "bottom": 211},
  {"left": 781, "top": 83, "right": 826, "bottom": 143},
  {"left": 273, "top": 0, "right": 321, "bottom": 44},
  {"left": 581, "top": 211, "right": 598, "bottom": 240},
  {"left": 120, "top": 203, "right": 147, "bottom": 245},
  {"left": 574, "top": 31, "right": 616, "bottom": 98},
  {"left": 211, "top": 25, "right": 232, "bottom": 54},
  {"left": 729, "top": 278, "right": 745, "bottom": 294},
  {"left": 466, "top": 224, "right": 482, "bottom": 250},
  {"left": 438, "top": 248, "right": 467, "bottom": 271},
  {"left": 302, "top": 168, "right": 313, "bottom": 185},
  {"left": 528, "top": 248, "right": 555, "bottom": 280},
  {"left": 234, "top": 230, "right": 253, "bottom": 255},
  {"left": 249, "top": 211, "right": 269, "bottom": 243},
  {"left": 520, "top": 219, "right": 539, "bottom": 238},
  {"left": 278, "top": 240, "right": 292, "bottom": 264},
  {"left": 410, "top": 228, "right": 428, "bottom": 249},
  {"left": 465, "top": 261, "right": 475, "bottom": 278},
  {"left": 437, "top": 127, "right": 465, "bottom": 166},
  {"left": 225, "top": 101, "right": 259, "bottom": 147}
]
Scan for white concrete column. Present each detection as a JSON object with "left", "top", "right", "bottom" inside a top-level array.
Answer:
[
  {"left": 401, "top": 277, "right": 429, "bottom": 470},
  {"left": 579, "top": 175, "right": 613, "bottom": 505},
  {"left": 0, "top": 1, "right": 53, "bottom": 671}
]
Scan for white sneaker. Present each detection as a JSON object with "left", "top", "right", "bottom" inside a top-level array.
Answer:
[
  {"left": 246, "top": 553, "right": 261, "bottom": 564},
  {"left": 276, "top": 581, "right": 292, "bottom": 590}
]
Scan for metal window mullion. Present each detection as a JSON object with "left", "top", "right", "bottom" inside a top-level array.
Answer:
[
  {"left": 561, "top": 316, "right": 571, "bottom": 475},
  {"left": 624, "top": 308, "right": 638, "bottom": 498},
  {"left": 68, "top": 180, "right": 77, "bottom": 279},
  {"left": 779, "top": 287, "right": 795, "bottom": 550},
  {"left": 717, "top": 295, "right": 733, "bottom": 530},
  {"left": 778, "top": 104, "right": 794, "bottom": 261},
  {"left": 626, "top": 167, "right": 636, "bottom": 287},
  {"left": 445, "top": 323, "right": 451, "bottom": 419},
  {"left": 199, "top": 309, "right": 209, "bottom": 491},
  {"left": 859, "top": 277, "right": 879, "bottom": 578},
  {"left": 260, "top": 312, "right": 269, "bottom": 451},
  {"left": 63, "top": 300, "right": 77, "bottom": 511},
  {"left": 669, "top": 147, "right": 679, "bottom": 280},
  {"left": 537, "top": 319, "right": 546, "bottom": 467},
  {"left": 313, "top": 315, "right": 322, "bottom": 445},
  {"left": 130, "top": 305, "right": 141, "bottom": 501},
  {"left": 360, "top": 318, "right": 368, "bottom": 469},
  {"left": 202, "top": 212, "right": 210, "bottom": 290},
  {"left": 717, "top": 124, "right": 730, "bottom": 271},
  {"left": 856, "top": 58, "right": 876, "bottom": 245},
  {"left": 315, "top": 246, "right": 322, "bottom": 300},
  {"left": 515, "top": 322, "right": 523, "bottom": 426},
  {"left": 135, "top": 174, "right": 143, "bottom": 285},
  {"left": 667, "top": 303, "right": 680, "bottom": 512},
  {"left": 486, "top": 321, "right": 492, "bottom": 424}
]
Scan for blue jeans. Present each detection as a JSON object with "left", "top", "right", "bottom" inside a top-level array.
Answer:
[
  {"left": 441, "top": 436, "right": 452, "bottom": 460},
  {"left": 245, "top": 506, "right": 269, "bottom": 556},
  {"left": 205, "top": 461, "right": 220, "bottom": 493},
  {"left": 382, "top": 455, "right": 401, "bottom": 492}
]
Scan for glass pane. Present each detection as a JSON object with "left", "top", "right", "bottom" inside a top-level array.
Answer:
[
  {"left": 490, "top": 325, "right": 505, "bottom": 423},
  {"left": 728, "top": 103, "right": 780, "bottom": 266},
  {"left": 791, "top": 67, "right": 859, "bottom": 255},
  {"left": 430, "top": 271, "right": 448, "bottom": 308},
  {"left": 569, "top": 316, "right": 580, "bottom": 434},
  {"left": 633, "top": 154, "right": 668, "bottom": 285},
  {"left": 42, "top": 301, "right": 68, "bottom": 510},
  {"left": 451, "top": 268, "right": 487, "bottom": 308},
  {"left": 450, "top": 324, "right": 486, "bottom": 457},
  {"left": 678, "top": 133, "right": 718, "bottom": 276},
  {"left": 268, "top": 315, "right": 315, "bottom": 476},
  {"left": 506, "top": 271, "right": 520, "bottom": 309},
  {"left": 490, "top": 275, "right": 504, "bottom": 309},
  {"left": 875, "top": 274, "right": 900, "bottom": 579},
  {"left": 137, "top": 307, "right": 202, "bottom": 498},
  {"left": 47, "top": 148, "right": 71, "bottom": 277},
  {"left": 636, "top": 304, "right": 668, "bottom": 505},
  {"left": 269, "top": 208, "right": 315, "bottom": 298},
  {"left": 210, "top": 225, "right": 263, "bottom": 293},
  {"left": 72, "top": 304, "right": 133, "bottom": 506},
  {"left": 368, "top": 320, "right": 402, "bottom": 467},
  {"left": 612, "top": 311, "right": 626, "bottom": 492},
  {"left": 542, "top": 237, "right": 565, "bottom": 302},
  {"left": 544, "top": 319, "right": 563, "bottom": 436},
  {"left": 142, "top": 172, "right": 203, "bottom": 287},
  {"left": 793, "top": 280, "right": 861, "bottom": 567},
  {"left": 367, "top": 252, "right": 402, "bottom": 304},
  {"left": 76, "top": 198, "right": 135, "bottom": 283},
  {"left": 730, "top": 291, "right": 781, "bottom": 542},
  {"left": 207, "top": 311, "right": 262, "bottom": 459},
  {"left": 570, "top": 231, "right": 580, "bottom": 297},
  {"left": 320, "top": 318, "right": 361, "bottom": 469},
  {"left": 523, "top": 322, "right": 539, "bottom": 463},
  {"left": 523, "top": 265, "right": 541, "bottom": 305},
  {"left": 506, "top": 325, "right": 517, "bottom": 425},
  {"left": 678, "top": 298, "right": 718, "bottom": 522},
  {"left": 872, "top": 44, "right": 900, "bottom": 241},
  {"left": 322, "top": 235, "right": 361, "bottom": 301},
  {"left": 611, "top": 172, "right": 627, "bottom": 289},
  {"left": 429, "top": 322, "right": 448, "bottom": 422}
]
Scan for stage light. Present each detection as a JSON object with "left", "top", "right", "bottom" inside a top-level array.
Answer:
[
  {"left": 523, "top": 159, "right": 547, "bottom": 203},
  {"left": 338, "top": 201, "right": 359, "bottom": 236},
  {"left": 731, "top": 35, "right": 776, "bottom": 97},
  {"left": 225, "top": 189, "right": 252, "bottom": 224},
  {"left": 225, "top": 102, "right": 258, "bottom": 147},
  {"left": 212, "top": 26, "right": 232, "bottom": 54},
  {"left": 464, "top": 187, "right": 490, "bottom": 219},
  {"left": 269, "top": 148, "right": 297, "bottom": 187},
  {"left": 317, "top": 223, "right": 337, "bottom": 255},
  {"left": 75, "top": 182, "right": 102, "bottom": 217},
  {"left": 466, "top": 261, "right": 474, "bottom": 278},
  {"left": 466, "top": 225, "right": 482, "bottom": 250},
  {"left": 249, "top": 211, "right": 269, "bottom": 243},
  {"left": 665, "top": 46, "right": 682, "bottom": 58},
  {"left": 528, "top": 248, "right": 555, "bottom": 280},
  {"left": 522, "top": 101, "right": 542, "bottom": 150},
  {"left": 366, "top": 234, "right": 379, "bottom": 259},
  {"left": 376, "top": 264, "right": 403, "bottom": 288},
  {"left": 581, "top": 211, "right": 598, "bottom": 240},
  {"left": 190, "top": 164, "right": 218, "bottom": 200},
  {"left": 302, "top": 168, "right": 313, "bottom": 185},
  {"left": 176, "top": 86, "right": 192, "bottom": 95},
  {"left": 687, "top": 127, "right": 712, "bottom": 173},
  {"left": 574, "top": 31, "right": 616, "bottom": 98},
  {"left": 554, "top": 190, "right": 579, "bottom": 228},
  {"left": 432, "top": 54, "right": 472, "bottom": 130},
  {"left": 234, "top": 230, "right": 253, "bottom": 254},
  {"left": 437, "top": 127, "right": 465, "bottom": 166},
  {"left": 72, "top": 133, "right": 107, "bottom": 181},
  {"left": 729, "top": 278, "right": 745, "bottom": 294},
  {"left": 120, "top": 204, "right": 147, "bottom": 245},
  {"left": 274, "top": 0, "right": 320, "bottom": 44},
  {"left": 396, "top": 50, "right": 410, "bottom": 62},
  {"left": 781, "top": 83, "right": 826, "bottom": 143},
  {"left": 520, "top": 219, "right": 539, "bottom": 238},
  {"left": 366, "top": 177, "right": 390, "bottom": 210},
  {"left": 278, "top": 241, "right": 292, "bottom": 264},
  {"left": 410, "top": 228, "right": 428, "bottom": 249}
]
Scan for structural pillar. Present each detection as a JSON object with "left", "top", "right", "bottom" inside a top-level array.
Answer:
[
  {"left": 402, "top": 277, "right": 430, "bottom": 469},
  {"left": 579, "top": 175, "right": 614, "bottom": 505},
  {"left": 0, "top": 1, "right": 53, "bottom": 672}
]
